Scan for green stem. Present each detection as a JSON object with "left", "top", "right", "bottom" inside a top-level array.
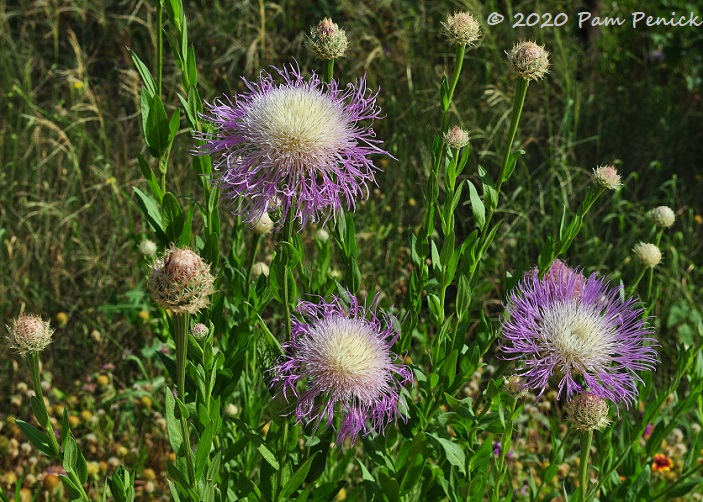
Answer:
[
  {"left": 156, "top": 0, "right": 163, "bottom": 96},
  {"left": 274, "top": 420, "right": 289, "bottom": 501},
  {"left": 440, "top": 44, "right": 466, "bottom": 132},
  {"left": 28, "top": 353, "right": 91, "bottom": 502},
  {"left": 173, "top": 314, "right": 196, "bottom": 484},
  {"left": 27, "top": 353, "right": 60, "bottom": 456},
  {"left": 245, "top": 233, "right": 263, "bottom": 296},
  {"left": 280, "top": 214, "right": 295, "bottom": 341},
  {"left": 323, "top": 59, "right": 334, "bottom": 84},
  {"left": 258, "top": 0, "right": 266, "bottom": 67},
  {"left": 578, "top": 430, "right": 593, "bottom": 502},
  {"left": 495, "top": 77, "right": 528, "bottom": 200}
]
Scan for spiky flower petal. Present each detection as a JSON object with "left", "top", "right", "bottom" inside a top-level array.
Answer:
[
  {"left": 270, "top": 293, "right": 413, "bottom": 445},
  {"left": 7, "top": 315, "right": 54, "bottom": 354},
  {"left": 148, "top": 246, "right": 215, "bottom": 315},
  {"left": 196, "top": 64, "right": 390, "bottom": 228},
  {"left": 500, "top": 262, "right": 657, "bottom": 406}
]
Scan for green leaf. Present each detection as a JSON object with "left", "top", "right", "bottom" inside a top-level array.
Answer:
[
  {"left": 428, "top": 434, "right": 466, "bottom": 475},
  {"left": 145, "top": 94, "right": 171, "bottom": 158},
  {"left": 168, "top": 109, "right": 180, "bottom": 145},
  {"left": 15, "top": 419, "right": 55, "bottom": 457},
  {"left": 455, "top": 276, "right": 471, "bottom": 319},
  {"left": 164, "top": 388, "right": 183, "bottom": 454},
  {"left": 503, "top": 149, "right": 525, "bottom": 182},
  {"left": 161, "top": 192, "right": 183, "bottom": 241},
  {"left": 258, "top": 443, "right": 279, "bottom": 470},
  {"left": 137, "top": 153, "right": 163, "bottom": 202},
  {"left": 30, "top": 395, "right": 49, "bottom": 428},
  {"left": 195, "top": 421, "right": 214, "bottom": 479},
  {"left": 63, "top": 433, "right": 78, "bottom": 473},
  {"left": 130, "top": 51, "right": 157, "bottom": 96},
  {"left": 140, "top": 86, "right": 155, "bottom": 140},
  {"left": 133, "top": 187, "right": 167, "bottom": 243},
  {"left": 60, "top": 475, "right": 84, "bottom": 501},
  {"left": 467, "top": 181, "right": 485, "bottom": 230},
  {"left": 282, "top": 452, "right": 319, "bottom": 498}
]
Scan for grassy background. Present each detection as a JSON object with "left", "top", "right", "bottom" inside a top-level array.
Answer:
[{"left": 2, "top": 0, "right": 702, "bottom": 398}]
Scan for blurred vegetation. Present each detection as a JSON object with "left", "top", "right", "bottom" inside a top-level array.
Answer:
[{"left": 1, "top": 0, "right": 702, "bottom": 400}]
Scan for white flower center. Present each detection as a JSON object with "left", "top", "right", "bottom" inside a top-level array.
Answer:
[
  {"left": 301, "top": 317, "right": 390, "bottom": 403},
  {"left": 540, "top": 300, "right": 616, "bottom": 375},
  {"left": 245, "top": 87, "right": 351, "bottom": 174}
]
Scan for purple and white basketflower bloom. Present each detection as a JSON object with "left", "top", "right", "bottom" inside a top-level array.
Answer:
[
  {"left": 270, "top": 293, "right": 413, "bottom": 445},
  {"left": 195, "top": 63, "right": 390, "bottom": 228},
  {"left": 500, "top": 261, "right": 657, "bottom": 406}
]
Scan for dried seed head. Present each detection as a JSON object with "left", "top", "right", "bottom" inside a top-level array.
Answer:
[
  {"left": 307, "top": 18, "right": 349, "bottom": 60},
  {"left": 649, "top": 206, "right": 675, "bottom": 228},
  {"left": 442, "top": 12, "right": 481, "bottom": 46},
  {"left": 8, "top": 315, "right": 54, "bottom": 354},
  {"left": 250, "top": 212, "right": 274, "bottom": 235},
  {"left": 504, "top": 375, "right": 528, "bottom": 399},
  {"left": 251, "top": 261, "right": 270, "bottom": 280},
  {"left": 633, "top": 242, "right": 662, "bottom": 268},
  {"left": 593, "top": 165, "right": 622, "bottom": 190},
  {"left": 508, "top": 41, "right": 550, "bottom": 81},
  {"left": 443, "top": 125, "right": 470, "bottom": 149},
  {"left": 190, "top": 323, "right": 209, "bottom": 340},
  {"left": 148, "top": 246, "right": 215, "bottom": 314},
  {"left": 138, "top": 239, "right": 157, "bottom": 257},
  {"left": 563, "top": 392, "right": 611, "bottom": 431}
]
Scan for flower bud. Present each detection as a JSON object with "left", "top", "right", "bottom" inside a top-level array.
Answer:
[
  {"left": 504, "top": 375, "right": 528, "bottom": 399},
  {"left": 315, "top": 228, "right": 330, "bottom": 242},
  {"left": 307, "top": 18, "right": 349, "bottom": 60},
  {"left": 508, "top": 41, "right": 550, "bottom": 81},
  {"left": 443, "top": 125, "right": 470, "bottom": 149},
  {"left": 138, "top": 239, "right": 157, "bottom": 257},
  {"left": 649, "top": 206, "right": 675, "bottom": 228},
  {"left": 633, "top": 242, "right": 662, "bottom": 268},
  {"left": 442, "top": 12, "right": 481, "bottom": 46},
  {"left": 148, "top": 246, "right": 216, "bottom": 314},
  {"left": 190, "top": 323, "right": 209, "bottom": 340},
  {"left": 7, "top": 315, "right": 54, "bottom": 354},
  {"left": 563, "top": 392, "right": 611, "bottom": 431},
  {"left": 593, "top": 165, "right": 622, "bottom": 190},
  {"left": 251, "top": 261, "right": 270, "bottom": 280},
  {"left": 250, "top": 212, "right": 274, "bottom": 235}
]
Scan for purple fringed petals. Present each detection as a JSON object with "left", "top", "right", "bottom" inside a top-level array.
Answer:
[
  {"left": 269, "top": 293, "right": 413, "bottom": 446},
  {"left": 500, "top": 260, "right": 658, "bottom": 406},
  {"left": 194, "top": 63, "right": 390, "bottom": 229}
]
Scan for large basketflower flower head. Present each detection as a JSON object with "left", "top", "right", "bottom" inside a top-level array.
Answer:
[
  {"left": 270, "top": 293, "right": 413, "bottom": 445},
  {"left": 500, "top": 261, "right": 657, "bottom": 406},
  {"left": 196, "top": 63, "right": 390, "bottom": 228}
]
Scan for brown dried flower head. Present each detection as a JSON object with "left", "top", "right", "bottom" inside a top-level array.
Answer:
[
  {"left": 442, "top": 12, "right": 481, "bottom": 46},
  {"left": 8, "top": 315, "right": 54, "bottom": 354},
  {"left": 563, "top": 392, "right": 611, "bottom": 432},
  {"left": 307, "top": 18, "right": 349, "bottom": 60},
  {"left": 508, "top": 41, "right": 550, "bottom": 81},
  {"left": 148, "top": 246, "right": 215, "bottom": 315}
]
